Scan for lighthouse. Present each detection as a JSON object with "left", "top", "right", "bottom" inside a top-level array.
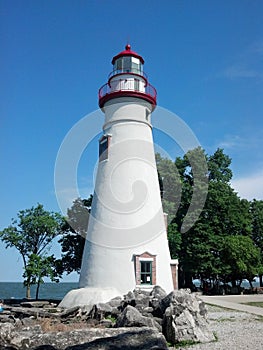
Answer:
[{"left": 60, "top": 45, "right": 177, "bottom": 308}]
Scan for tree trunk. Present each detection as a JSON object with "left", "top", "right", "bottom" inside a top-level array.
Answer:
[
  {"left": 26, "top": 283, "right": 31, "bottom": 299},
  {"left": 249, "top": 280, "right": 254, "bottom": 290},
  {"left": 231, "top": 279, "right": 237, "bottom": 288},
  {"left": 184, "top": 271, "right": 193, "bottom": 289},
  {"left": 259, "top": 274, "right": 263, "bottom": 287},
  {"left": 36, "top": 280, "right": 40, "bottom": 300}
]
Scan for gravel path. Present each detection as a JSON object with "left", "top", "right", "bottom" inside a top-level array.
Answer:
[{"left": 170, "top": 305, "right": 263, "bottom": 350}]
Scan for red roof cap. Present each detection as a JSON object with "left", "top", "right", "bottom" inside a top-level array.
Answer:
[{"left": 111, "top": 44, "right": 145, "bottom": 65}]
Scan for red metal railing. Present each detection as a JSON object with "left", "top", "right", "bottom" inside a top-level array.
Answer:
[{"left": 98, "top": 79, "right": 157, "bottom": 102}]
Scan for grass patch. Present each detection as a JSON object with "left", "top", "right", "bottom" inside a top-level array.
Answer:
[
  {"left": 206, "top": 304, "right": 240, "bottom": 312},
  {"left": 175, "top": 340, "right": 200, "bottom": 348},
  {"left": 216, "top": 316, "right": 236, "bottom": 322},
  {"left": 242, "top": 302, "right": 263, "bottom": 308},
  {"left": 166, "top": 340, "right": 200, "bottom": 348},
  {"left": 167, "top": 333, "right": 218, "bottom": 348},
  {"left": 213, "top": 331, "right": 219, "bottom": 342},
  {"left": 105, "top": 315, "right": 117, "bottom": 323}
]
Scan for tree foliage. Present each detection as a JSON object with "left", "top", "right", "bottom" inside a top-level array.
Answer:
[
  {"left": 56, "top": 196, "right": 92, "bottom": 275},
  {"left": 250, "top": 200, "right": 263, "bottom": 286},
  {"left": 221, "top": 235, "right": 262, "bottom": 287},
  {"left": 0, "top": 204, "right": 63, "bottom": 298},
  {"left": 24, "top": 254, "right": 60, "bottom": 299},
  {"left": 156, "top": 148, "right": 263, "bottom": 289}
]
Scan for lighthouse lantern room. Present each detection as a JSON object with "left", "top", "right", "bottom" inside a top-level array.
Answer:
[
  {"left": 59, "top": 45, "right": 178, "bottom": 309},
  {"left": 98, "top": 44, "right": 156, "bottom": 109}
]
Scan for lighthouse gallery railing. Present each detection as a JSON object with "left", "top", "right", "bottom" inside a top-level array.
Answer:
[{"left": 98, "top": 79, "right": 157, "bottom": 103}]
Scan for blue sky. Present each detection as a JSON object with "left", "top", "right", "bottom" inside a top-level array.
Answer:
[{"left": 1, "top": 0, "right": 263, "bottom": 282}]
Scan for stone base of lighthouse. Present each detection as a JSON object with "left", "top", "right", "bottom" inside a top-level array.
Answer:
[{"left": 59, "top": 287, "right": 122, "bottom": 309}]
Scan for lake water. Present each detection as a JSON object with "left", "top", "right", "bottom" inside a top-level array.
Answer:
[
  {"left": 193, "top": 278, "right": 260, "bottom": 289},
  {"left": 1, "top": 279, "right": 261, "bottom": 301},
  {"left": 0, "top": 282, "right": 78, "bottom": 300}
]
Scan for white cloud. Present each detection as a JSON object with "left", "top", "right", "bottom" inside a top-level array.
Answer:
[
  {"left": 217, "top": 134, "right": 243, "bottom": 150},
  {"left": 224, "top": 64, "right": 262, "bottom": 79},
  {"left": 215, "top": 133, "right": 262, "bottom": 155},
  {"left": 231, "top": 169, "right": 263, "bottom": 200},
  {"left": 222, "top": 41, "right": 263, "bottom": 81}
]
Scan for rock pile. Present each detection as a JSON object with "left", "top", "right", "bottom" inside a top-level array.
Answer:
[{"left": 0, "top": 287, "right": 215, "bottom": 349}]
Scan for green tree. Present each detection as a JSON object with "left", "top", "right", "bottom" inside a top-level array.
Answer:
[
  {"left": 221, "top": 235, "right": 263, "bottom": 288},
  {"left": 57, "top": 196, "right": 92, "bottom": 275},
  {"left": 167, "top": 223, "right": 181, "bottom": 259},
  {"left": 0, "top": 204, "right": 63, "bottom": 298},
  {"left": 155, "top": 153, "right": 181, "bottom": 220},
  {"left": 250, "top": 199, "right": 263, "bottom": 286},
  {"left": 175, "top": 147, "right": 208, "bottom": 234},
  {"left": 24, "top": 254, "right": 60, "bottom": 299},
  {"left": 157, "top": 148, "right": 256, "bottom": 289},
  {"left": 208, "top": 148, "right": 232, "bottom": 183},
  {"left": 179, "top": 154, "right": 252, "bottom": 287}
]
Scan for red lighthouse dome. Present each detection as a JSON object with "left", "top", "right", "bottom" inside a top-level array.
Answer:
[
  {"left": 111, "top": 44, "right": 145, "bottom": 65},
  {"left": 98, "top": 45, "right": 157, "bottom": 109}
]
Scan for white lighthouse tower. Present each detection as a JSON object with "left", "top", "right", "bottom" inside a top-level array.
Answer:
[{"left": 60, "top": 45, "right": 177, "bottom": 308}]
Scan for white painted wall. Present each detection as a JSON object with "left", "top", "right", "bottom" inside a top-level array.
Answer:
[{"left": 79, "top": 97, "right": 174, "bottom": 295}]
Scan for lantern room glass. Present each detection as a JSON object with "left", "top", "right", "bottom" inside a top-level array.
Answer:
[{"left": 114, "top": 56, "right": 143, "bottom": 75}]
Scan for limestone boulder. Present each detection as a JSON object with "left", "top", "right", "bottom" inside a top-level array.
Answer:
[
  {"left": 121, "top": 289, "right": 151, "bottom": 313},
  {"left": 162, "top": 290, "right": 215, "bottom": 345},
  {"left": 65, "top": 328, "right": 168, "bottom": 350},
  {"left": 88, "top": 303, "right": 113, "bottom": 322},
  {"left": 149, "top": 286, "right": 167, "bottom": 318},
  {"left": 115, "top": 305, "right": 161, "bottom": 331},
  {"left": 150, "top": 285, "right": 167, "bottom": 300},
  {"left": 0, "top": 325, "right": 168, "bottom": 350}
]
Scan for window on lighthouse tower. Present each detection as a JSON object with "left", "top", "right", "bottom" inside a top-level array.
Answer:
[{"left": 99, "top": 135, "right": 110, "bottom": 161}]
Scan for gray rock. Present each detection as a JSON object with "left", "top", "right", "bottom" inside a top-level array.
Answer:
[
  {"left": 0, "top": 288, "right": 216, "bottom": 349},
  {"left": 158, "top": 289, "right": 204, "bottom": 316},
  {"left": 88, "top": 303, "right": 113, "bottom": 321},
  {"left": 162, "top": 291, "right": 216, "bottom": 345},
  {"left": 107, "top": 296, "right": 122, "bottom": 308},
  {"left": 1, "top": 325, "right": 168, "bottom": 350},
  {"left": 125, "top": 291, "right": 135, "bottom": 300},
  {"left": 116, "top": 305, "right": 161, "bottom": 331},
  {"left": 141, "top": 306, "right": 154, "bottom": 316},
  {"left": 122, "top": 289, "right": 151, "bottom": 314},
  {"left": 65, "top": 327, "right": 168, "bottom": 350},
  {"left": 0, "top": 323, "right": 15, "bottom": 344},
  {"left": 21, "top": 317, "right": 37, "bottom": 326},
  {"left": 150, "top": 285, "right": 167, "bottom": 300},
  {"left": 20, "top": 301, "right": 50, "bottom": 308},
  {"left": 149, "top": 286, "right": 167, "bottom": 317},
  {"left": 0, "top": 315, "right": 15, "bottom": 324},
  {"left": 109, "top": 306, "right": 121, "bottom": 318}
]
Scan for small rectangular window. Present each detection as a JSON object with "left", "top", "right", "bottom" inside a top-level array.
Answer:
[
  {"left": 140, "top": 261, "right": 152, "bottom": 284},
  {"left": 131, "top": 57, "right": 141, "bottom": 74},
  {"left": 116, "top": 59, "right": 122, "bottom": 71},
  {"left": 99, "top": 135, "right": 110, "bottom": 161},
  {"left": 123, "top": 57, "right": 131, "bottom": 72}
]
